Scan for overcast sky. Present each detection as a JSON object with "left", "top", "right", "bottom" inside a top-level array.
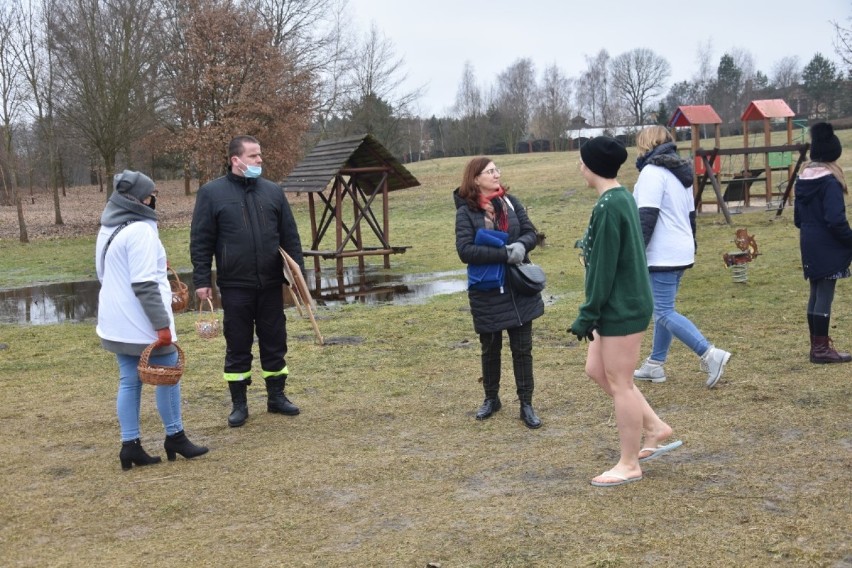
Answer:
[{"left": 344, "top": 0, "right": 848, "bottom": 117}]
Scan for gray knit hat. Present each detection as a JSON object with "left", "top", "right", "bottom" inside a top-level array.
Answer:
[{"left": 113, "top": 170, "right": 156, "bottom": 202}]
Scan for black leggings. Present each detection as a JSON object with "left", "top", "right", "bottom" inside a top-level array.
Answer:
[
  {"left": 807, "top": 278, "right": 837, "bottom": 336},
  {"left": 479, "top": 321, "right": 534, "bottom": 404}
]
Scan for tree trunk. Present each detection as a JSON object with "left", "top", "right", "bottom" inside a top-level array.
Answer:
[
  {"left": 16, "top": 191, "right": 29, "bottom": 243},
  {"left": 51, "top": 142, "right": 63, "bottom": 224},
  {"left": 104, "top": 153, "right": 116, "bottom": 198},
  {"left": 184, "top": 159, "right": 192, "bottom": 196}
]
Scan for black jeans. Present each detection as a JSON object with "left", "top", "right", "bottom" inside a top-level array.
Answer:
[
  {"left": 479, "top": 321, "right": 534, "bottom": 404},
  {"left": 220, "top": 286, "right": 288, "bottom": 375}
]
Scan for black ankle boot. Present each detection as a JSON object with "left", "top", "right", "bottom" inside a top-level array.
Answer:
[
  {"left": 164, "top": 430, "right": 209, "bottom": 461},
  {"left": 265, "top": 376, "right": 300, "bottom": 415},
  {"left": 228, "top": 380, "right": 249, "bottom": 427},
  {"left": 475, "top": 397, "right": 502, "bottom": 420},
  {"left": 119, "top": 438, "right": 162, "bottom": 471},
  {"left": 520, "top": 403, "right": 542, "bottom": 429}
]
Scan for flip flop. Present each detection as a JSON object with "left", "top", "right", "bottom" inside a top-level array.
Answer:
[
  {"left": 638, "top": 440, "right": 683, "bottom": 462},
  {"left": 590, "top": 470, "right": 643, "bottom": 487}
]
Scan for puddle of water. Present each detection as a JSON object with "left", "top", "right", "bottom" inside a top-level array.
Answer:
[{"left": 0, "top": 268, "right": 468, "bottom": 325}]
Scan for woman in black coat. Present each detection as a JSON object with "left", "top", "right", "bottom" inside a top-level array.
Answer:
[
  {"left": 454, "top": 156, "right": 545, "bottom": 428},
  {"left": 794, "top": 122, "right": 852, "bottom": 363}
]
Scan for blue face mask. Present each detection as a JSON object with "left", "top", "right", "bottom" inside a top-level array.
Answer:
[{"left": 237, "top": 158, "right": 262, "bottom": 179}]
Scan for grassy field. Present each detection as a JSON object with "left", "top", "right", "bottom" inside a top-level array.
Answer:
[{"left": 0, "top": 135, "right": 851, "bottom": 567}]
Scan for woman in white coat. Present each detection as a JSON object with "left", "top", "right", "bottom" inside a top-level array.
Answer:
[{"left": 96, "top": 170, "right": 208, "bottom": 470}]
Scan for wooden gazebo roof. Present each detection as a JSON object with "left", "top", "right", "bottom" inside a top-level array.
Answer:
[{"left": 280, "top": 133, "right": 420, "bottom": 193}]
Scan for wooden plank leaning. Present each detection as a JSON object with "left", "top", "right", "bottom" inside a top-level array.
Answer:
[{"left": 279, "top": 247, "right": 324, "bottom": 346}]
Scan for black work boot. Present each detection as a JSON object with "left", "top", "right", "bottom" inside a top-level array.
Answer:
[
  {"left": 265, "top": 376, "right": 300, "bottom": 415},
  {"left": 164, "top": 430, "right": 209, "bottom": 461},
  {"left": 119, "top": 438, "right": 162, "bottom": 471},
  {"left": 228, "top": 380, "right": 249, "bottom": 427},
  {"left": 475, "top": 397, "right": 502, "bottom": 420}
]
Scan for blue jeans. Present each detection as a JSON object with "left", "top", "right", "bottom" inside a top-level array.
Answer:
[
  {"left": 116, "top": 352, "right": 183, "bottom": 441},
  {"left": 649, "top": 270, "right": 710, "bottom": 362}
]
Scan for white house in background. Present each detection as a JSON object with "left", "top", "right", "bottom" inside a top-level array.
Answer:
[{"left": 565, "top": 125, "right": 638, "bottom": 140}]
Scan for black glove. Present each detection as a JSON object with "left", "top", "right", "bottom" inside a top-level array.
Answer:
[{"left": 569, "top": 324, "right": 597, "bottom": 342}]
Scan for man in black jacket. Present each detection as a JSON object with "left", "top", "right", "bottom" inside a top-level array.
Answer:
[{"left": 191, "top": 135, "right": 305, "bottom": 427}]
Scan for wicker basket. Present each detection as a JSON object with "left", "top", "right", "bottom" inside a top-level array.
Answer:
[
  {"left": 195, "top": 297, "right": 220, "bottom": 339},
  {"left": 138, "top": 342, "right": 185, "bottom": 386},
  {"left": 169, "top": 267, "right": 189, "bottom": 313}
]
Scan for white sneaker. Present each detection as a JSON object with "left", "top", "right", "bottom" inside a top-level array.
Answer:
[
  {"left": 633, "top": 359, "right": 667, "bottom": 383},
  {"left": 700, "top": 346, "right": 731, "bottom": 388}
]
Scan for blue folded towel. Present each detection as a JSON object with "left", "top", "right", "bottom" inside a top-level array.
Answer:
[
  {"left": 474, "top": 228, "right": 508, "bottom": 247},
  {"left": 468, "top": 229, "right": 508, "bottom": 291}
]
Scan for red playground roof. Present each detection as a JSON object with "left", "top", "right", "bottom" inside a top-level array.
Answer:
[
  {"left": 741, "top": 99, "right": 795, "bottom": 121},
  {"left": 668, "top": 105, "right": 722, "bottom": 127}
]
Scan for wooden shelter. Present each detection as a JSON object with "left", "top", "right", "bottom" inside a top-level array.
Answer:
[{"left": 281, "top": 134, "right": 420, "bottom": 276}]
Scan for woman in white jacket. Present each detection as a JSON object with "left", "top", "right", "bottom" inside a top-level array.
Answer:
[
  {"left": 96, "top": 170, "right": 208, "bottom": 470},
  {"left": 631, "top": 127, "right": 731, "bottom": 389}
]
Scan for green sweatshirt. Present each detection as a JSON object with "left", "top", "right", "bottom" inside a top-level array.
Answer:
[{"left": 573, "top": 186, "right": 653, "bottom": 336}]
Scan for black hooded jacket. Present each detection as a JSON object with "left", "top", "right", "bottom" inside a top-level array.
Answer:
[
  {"left": 454, "top": 188, "right": 544, "bottom": 333},
  {"left": 794, "top": 171, "right": 852, "bottom": 280},
  {"left": 191, "top": 171, "right": 304, "bottom": 290}
]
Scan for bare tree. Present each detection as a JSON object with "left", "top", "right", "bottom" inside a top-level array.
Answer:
[
  {"left": 771, "top": 55, "right": 801, "bottom": 102},
  {"left": 730, "top": 47, "right": 761, "bottom": 107},
  {"left": 349, "top": 23, "right": 420, "bottom": 111},
  {"left": 250, "top": 0, "right": 336, "bottom": 65},
  {"left": 50, "top": 0, "right": 164, "bottom": 195},
  {"left": 453, "top": 61, "right": 484, "bottom": 156},
  {"left": 832, "top": 11, "right": 852, "bottom": 72},
  {"left": 575, "top": 50, "right": 611, "bottom": 127},
  {"left": 610, "top": 48, "right": 671, "bottom": 125},
  {"left": 0, "top": 0, "right": 28, "bottom": 241},
  {"left": 495, "top": 58, "right": 536, "bottom": 154},
  {"left": 13, "top": 0, "right": 63, "bottom": 224},
  {"left": 343, "top": 22, "right": 421, "bottom": 155},
  {"left": 249, "top": 0, "right": 350, "bottom": 142},
  {"left": 693, "top": 38, "right": 714, "bottom": 106},
  {"left": 310, "top": 0, "right": 355, "bottom": 139},
  {"left": 533, "top": 64, "right": 572, "bottom": 151}
]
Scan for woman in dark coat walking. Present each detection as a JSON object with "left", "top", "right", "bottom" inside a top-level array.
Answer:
[
  {"left": 794, "top": 122, "right": 852, "bottom": 363},
  {"left": 454, "top": 156, "right": 545, "bottom": 428}
]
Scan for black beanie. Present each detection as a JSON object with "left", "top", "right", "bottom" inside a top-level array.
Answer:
[
  {"left": 580, "top": 136, "right": 628, "bottom": 179},
  {"left": 809, "top": 122, "right": 842, "bottom": 162},
  {"left": 113, "top": 170, "right": 156, "bottom": 202}
]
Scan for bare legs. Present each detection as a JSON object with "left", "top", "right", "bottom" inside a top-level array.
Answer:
[{"left": 585, "top": 331, "right": 674, "bottom": 484}]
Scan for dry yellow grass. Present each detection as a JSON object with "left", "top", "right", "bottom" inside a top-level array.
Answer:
[{"left": 1, "top": 133, "right": 851, "bottom": 566}]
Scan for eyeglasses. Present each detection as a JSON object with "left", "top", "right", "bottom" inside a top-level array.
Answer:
[{"left": 480, "top": 167, "right": 501, "bottom": 176}]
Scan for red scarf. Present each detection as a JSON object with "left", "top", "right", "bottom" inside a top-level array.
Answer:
[{"left": 479, "top": 187, "right": 507, "bottom": 231}]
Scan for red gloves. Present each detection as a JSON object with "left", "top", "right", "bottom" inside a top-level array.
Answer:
[{"left": 156, "top": 328, "right": 173, "bottom": 346}]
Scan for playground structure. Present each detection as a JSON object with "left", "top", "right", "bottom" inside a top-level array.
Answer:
[
  {"left": 668, "top": 100, "right": 810, "bottom": 223},
  {"left": 280, "top": 133, "right": 420, "bottom": 281}
]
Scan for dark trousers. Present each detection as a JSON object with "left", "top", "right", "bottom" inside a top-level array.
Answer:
[
  {"left": 479, "top": 321, "right": 534, "bottom": 404},
  {"left": 220, "top": 286, "right": 287, "bottom": 374}
]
